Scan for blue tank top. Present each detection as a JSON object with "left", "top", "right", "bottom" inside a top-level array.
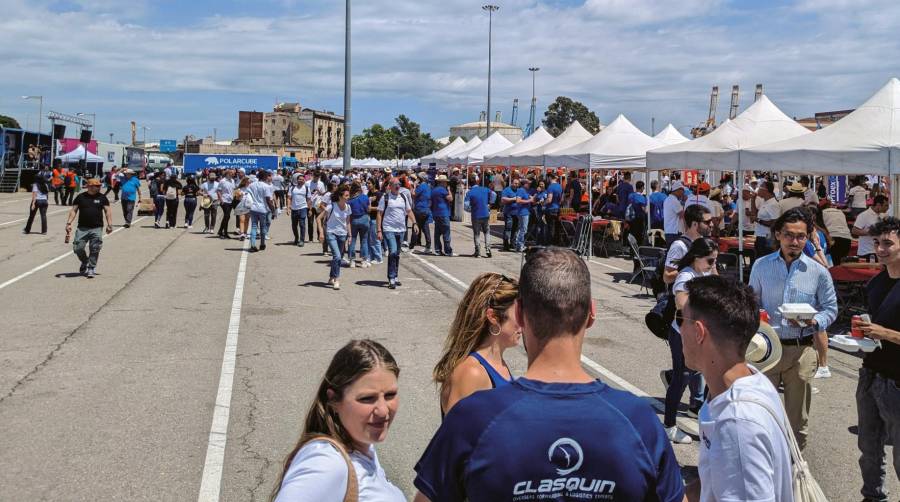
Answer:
[{"left": 468, "top": 352, "right": 512, "bottom": 388}]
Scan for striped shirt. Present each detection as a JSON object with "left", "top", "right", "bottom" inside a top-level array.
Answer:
[{"left": 749, "top": 252, "right": 837, "bottom": 340}]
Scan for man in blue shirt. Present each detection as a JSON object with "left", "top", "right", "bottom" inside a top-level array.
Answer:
[
  {"left": 515, "top": 179, "right": 533, "bottom": 252},
  {"left": 649, "top": 180, "right": 667, "bottom": 231},
  {"left": 749, "top": 207, "right": 837, "bottom": 451},
  {"left": 431, "top": 175, "right": 454, "bottom": 256},
  {"left": 625, "top": 180, "right": 648, "bottom": 245},
  {"left": 501, "top": 178, "right": 520, "bottom": 251},
  {"left": 118, "top": 169, "right": 142, "bottom": 228},
  {"left": 412, "top": 173, "right": 433, "bottom": 254},
  {"left": 544, "top": 173, "right": 564, "bottom": 245},
  {"left": 413, "top": 248, "right": 684, "bottom": 502},
  {"left": 615, "top": 172, "right": 635, "bottom": 219},
  {"left": 464, "top": 175, "right": 495, "bottom": 258}
]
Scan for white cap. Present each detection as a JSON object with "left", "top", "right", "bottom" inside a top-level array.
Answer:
[{"left": 670, "top": 181, "right": 685, "bottom": 191}]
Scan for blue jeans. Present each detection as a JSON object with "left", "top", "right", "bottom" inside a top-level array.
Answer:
[
  {"left": 856, "top": 367, "right": 900, "bottom": 501},
  {"left": 413, "top": 211, "right": 432, "bottom": 249},
  {"left": 516, "top": 213, "right": 529, "bottom": 250},
  {"left": 349, "top": 215, "right": 370, "bottom": 261},
  {"left": 664, "top": 326, "right": 705, "bottom": 427},
  {"left": 384, "top": 231, "right": 404, "bottom": 280},
  {"left": 249, "top": 211, "right": 268, "bottom": 247},
  {"left": 154, "top": 195, "right": 166, "bottom": 222},
  {"left": 368, "top": 218, "right": 383, "bottom": 262},
  {"left": 291, "top": 208, "right": 308, "bottom": 243},
  {"left": 433, "top": 215, "right": 452, "bottom": 255},
  {"left": 504, "top": 214, "right": 517, "bottom": 249},
  {"left": 326, "top": 233, "right": 347, "bottom": 279}
]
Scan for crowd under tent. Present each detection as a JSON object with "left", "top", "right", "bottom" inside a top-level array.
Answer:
[
  {"left": 484, "top": 126, "right": 555, "bottom": 167},
  {"left": 509, "top": 121, "right": 594, "bottom": 167}
]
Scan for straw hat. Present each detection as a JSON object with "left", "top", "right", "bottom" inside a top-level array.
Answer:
[
  {"left": 746, "top": 322, "right": 782, "bottom": 373},
  {"left": 436, "top": 174, "right": 449, "bottom": 182},
  {"left": 788, "top": 182, "right": 805, "bottom": 194},
  {"left": 86, "top": 178, "right": 102, "bottom": 187}
]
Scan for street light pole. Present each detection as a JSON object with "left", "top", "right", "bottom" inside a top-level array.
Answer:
[
  {"left": 483, "top": 5, "right": 499, "bottom": 139},
  {"left": 21, "top": 96, "right": 43, "bottom": 134},
  {"left": 528, "top": 67, "right": 539, "bottom": 136},
  {"left": 342, "top": 0, "right": 352, "bottom": 172}
]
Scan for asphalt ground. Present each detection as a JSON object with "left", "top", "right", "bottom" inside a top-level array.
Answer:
[{"left": 0, "top": 190, "right": 895, "bottom": 501}]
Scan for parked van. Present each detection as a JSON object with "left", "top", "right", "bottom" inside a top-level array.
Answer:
[{"left": 147, "top": 154, "right": 173, "bottom": 170}]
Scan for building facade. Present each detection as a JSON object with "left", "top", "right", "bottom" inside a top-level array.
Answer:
[{"left": 235, "top": 102, "right": 344, "bottom": 162}]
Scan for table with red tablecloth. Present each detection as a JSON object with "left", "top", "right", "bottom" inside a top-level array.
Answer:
[
  {"left": 830, "top": 263, "right": 882, "bottom": 321},
  {"left": 717, "top": 237, "right": 756, "bottom": 254},
  {"left": 830, "top": 264, "right": 881, "bottom": 282}
]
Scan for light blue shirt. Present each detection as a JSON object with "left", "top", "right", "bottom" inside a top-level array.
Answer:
[{"left": 748, "top": 252, "right": 838, "bottom": 340}]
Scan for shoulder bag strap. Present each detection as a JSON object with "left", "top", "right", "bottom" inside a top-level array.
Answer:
[{"left": 306, "top": 435, "right": 359, "bottom": 502}]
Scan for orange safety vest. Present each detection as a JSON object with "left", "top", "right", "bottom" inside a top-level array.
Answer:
[
  {"left": 51, "top": 169, "right": 62, "bottom": 187},
  {"left": 65, "top": 171, "right": 77, "bottom": 188}
]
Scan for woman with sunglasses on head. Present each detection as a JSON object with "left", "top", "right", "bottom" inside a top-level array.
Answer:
[
  {"left": 433, "top": 273, "right": 520, "bottom": 416},
  {"left": 318, "top": 184, "right": 352, "bottom": 290},
  {"left": 663, "top": 237, "right": 718, "bottom": 445},
  {"left": 271, "top": 340, "right": 404, "bottom": 502}
]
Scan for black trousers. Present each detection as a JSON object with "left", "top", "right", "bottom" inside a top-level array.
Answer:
[
  {"left": 543, "top": 211, "right": 561, "bottom": 246},
  {"left": 64, "top": 187, "right": 75, "bottom": 205},
  {"left": 831, "top": 236, "right": 851, "bottom": 265},
  {"left": 165, "top": 198, "right": 179, "bottom": 227},
  {"left": 219, "top": 201, "right": 233, "bottom": 236},
  {"left": 203, "top": 204, "right": 218, "bottom": 230},
  {"left": 183, "top": 197, "right": 197, "bottom": 226},
  {"left": 24, "top": 200, "right": 48, "bottom": 233}
]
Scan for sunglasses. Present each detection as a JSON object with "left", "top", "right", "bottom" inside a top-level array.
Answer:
[
  {"left": 704, "top": 257, "right": 717, "bottom": 266},
  {"left": 487, "top": 274, "right": 514, "bottom": 308},
  {"left": 675, "top": 310, "right": 702, "bottom": 328}
]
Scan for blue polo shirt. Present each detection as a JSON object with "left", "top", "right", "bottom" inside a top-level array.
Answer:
[
  {"left": 546, "top": 182, "right": 563, "bottom": 212},
  {"left": 466, "top": 186, "right": 492, "bottom": 220},
  {"left": 414, "top": 378, "right": 684, "bottom": 502},
  {"left": 415, "top": 183, "right": 432, "bottom": 214},
  {"left": 348, "top": 194, "right": 369, "bottom": 216},
  {"left": 501, "top": 186, "right": 519, "bottom": 217},
  {"left": 649, "top": 191, "right": 667, "bottom": 226},
  {"left": 516, "top": 187, "right": 532, "bottom": 216},
  {"left": 431, "top": 186, "right": 451, "bottom": 217},
  {"left": 120, "top": 177, "right": 141, "bottom": 202},
  {"left": 534, "top": 191, "right": 547, "bottom": 217}
]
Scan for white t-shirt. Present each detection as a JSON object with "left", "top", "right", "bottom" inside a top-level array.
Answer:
[
  {"left": 707, "top": 199, "right": 724, "bottom": 230},
  {"left": 32, "top": 183, "right": 48, "bottom": 201},
  {"left": 217, "top": 178, "right": 236, "bottom": 203},
  {"left": 378, "top": 191, "right": 411, "bottom": 233},
  {"left": 248, "top": 181, "right": 273, "bottom": 213},
  {"left": 324, "top": 201, "right": 351, "bottom": 236},
  {"left": 848, "top": 185, "right": 869, "bottom": 209},
  {"left": 778, "top": 196, "right": 804, "bottom": 213},
  {"left": 670, "top": 266, "right": 710, "bottom": 332},
  {"left": 306, "top": 180, "right": 327, "bottom": 208},
  {"left": 822, "top": 207, "right": 852, "bottom": 240},
  {"left": 665, "top": 236, "right": 692, "bottom": 270},
  {"left": 699, "top": 370, "right": 793, "bottom": 502},
  {"left": 755, "top": 198, "right": 781, "bottom": 238},
  {"left": 854, "top": 208, "right": 883, "bottom": 256},
  {"left": 663, "top": 194, "right": 683, "bottom": 234},
  {"left": 274, "top": 440, "right": 404, "bottom": 502},
  {"left": 289, "top": 185, "right": 309, "bottom": 210},
  {"left": 685, "top": 194, "right": 710, "bottom": 210},
  {"left": 803, "top": 188, "right": 818, "bottom": 206},
  {"left": 740, "top": 198, "right": 755, "bottom": 232},
  {"left": 201, "top": 181, "right": 219, "bottom": 200},
  {"left": 272, "top": 174, "right": 285, "bottom": 190}
]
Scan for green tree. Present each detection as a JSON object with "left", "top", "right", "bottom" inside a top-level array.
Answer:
[
  {"left": 542, "top": 97, "right": 601, "bottom": 136},
  {"left": 351, "top": 115, "right": 439, "bottom": 159},
  {"left": 0, "top": 115, "right": 21, "bottom": 129}
]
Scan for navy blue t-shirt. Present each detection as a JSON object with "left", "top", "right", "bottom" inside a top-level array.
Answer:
[
  {"left": 415, "top": 183, "right": 433, "bottom": 214},
  {"left": 432, "top": 186, "right": 451, "bottom": 217},
  {"left": 414, "top": 378, "right": 684, "bottom": 502},
  {"left": 467, "top": 186, "right": 492, "bottom": 220},
  {"left": 546, "top": 183, "right": 563, "bottom": 212},
  {"left": 348, "top": 194, "right": 370, "bottom": 216}
]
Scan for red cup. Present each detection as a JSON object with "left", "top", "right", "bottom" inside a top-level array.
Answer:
[
  {"left": 759, "top": 309, "right": 770, "bottom": 324},
  {"left": 851, "top": 315, "right": 864, "bottom": 339}
]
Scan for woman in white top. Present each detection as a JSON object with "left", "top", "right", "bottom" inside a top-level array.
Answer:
[
  {"left": 23, "top": 177, "right": 50, "bottom": 234},
  {"left": 272, "top": 340, "right": 404, "bottom": 502},
  {"left": 199, "top": 174, "right": 220, "bottom": 234},
  {"left": 847, "top": 177, "right": 869, "bottom": 218},
  {"left": 318, "top": 184, "right": 352, "bottom": 290},
  {"left": 377, "top": 178, "right": 415, "bottom": 289},
  {"left": 664, "top": 237, "right": 719, "bottom": 445}
]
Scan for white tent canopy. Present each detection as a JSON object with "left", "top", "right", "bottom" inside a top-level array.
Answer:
[
  {"left": 449, "top": 131, "right": 513, "bottom": 165},
  {"left": 654, "top": 124, "right": 690, "bottom": 145},
  {"left": 420, "top": 137, "right": 467, "bottom": 164},
  {"left": 57, "top": 145, "right": 105, "bottom": 164},
  {"left": 509, "top": 121, "right": 594, "bottom": 167},
  {"left": 742, "top": 78, "right": 900, "bottom": 176},
  {"left": 646, "top": 95, "right": 811, "bottom": 171},
  {"left": 545, "top": 114, "right": 665, "bottom": 169},
  {"left": 437, "top": 136, "right": 481, "bottom": 169},
  {"left": 484, "top": 126, "right": 555, "bottom": 166}
]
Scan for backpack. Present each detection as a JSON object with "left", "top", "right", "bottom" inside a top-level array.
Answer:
[
  {"left": 165, "top": 186, "right": 178, "bottom": 200},
  {"left": 645, "top": 236, "right": 692, "bottom": 340},
  {"left": 650, "top": 235, "right": 691, "bottom": 298}
]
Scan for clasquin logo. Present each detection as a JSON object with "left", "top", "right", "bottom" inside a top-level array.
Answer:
[{"left": 548, "top": 438, "right": 583, "bottom": 476}]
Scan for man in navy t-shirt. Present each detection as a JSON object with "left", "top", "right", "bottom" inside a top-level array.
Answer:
[
  {"left": 515, "top": 180, "right": 533, "bottom": 251},
  {"left": 413, "top": 173, "right": 433, "bottom": 253},
  {"left": 464, "top": 175, "right": 495, "bottom": 258},
  {"left": 544, "top": 173, "right": 564, "bottom": 245},
  {"left": 501, "top": 179, "right": 520, "bottom": 251},
  {"left": 414, "top": 248, "right": 685, "bottom": 502},
  {"left": 431, "top": 175, "right": 454, "bottom": 256}
]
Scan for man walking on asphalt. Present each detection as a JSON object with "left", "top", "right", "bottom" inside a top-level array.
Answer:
[
  {"left": 118, "top": 169, "right": 141, "bottom": 228},
  {"left": 464, "top": 174, "right": 494, "bottom": 258},
  {"left": 217, "top": 169, "right": 236, "bottom": 239},
  {"left": 65, "top": 178, "right": 113, "bottom": 279}
]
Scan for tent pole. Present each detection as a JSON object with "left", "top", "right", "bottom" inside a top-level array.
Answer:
[
  {"left": 646, "top": 168, "right": 652, "bottom": 245},
  {"left": 737, "top": 159, "right": 744, "bottom": 282},
  {"left": 587, "top": 166, "right": 592, "bottom": 259}
]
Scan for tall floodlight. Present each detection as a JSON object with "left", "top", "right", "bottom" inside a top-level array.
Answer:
[
  {"left": 526, "top": 67, "right": 540, "bottom": 136},
  {"left": 342, "top": 0, "right": 352, "bottom": 172},
  {"left": 483, "top": 5, "right": 499, "bottom": 138},
  {"left": 21, "top": 95, "right": 43, "bottom": 134}
]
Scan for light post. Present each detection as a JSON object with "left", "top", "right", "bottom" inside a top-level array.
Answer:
[
  {"left": 109, "top": 133, "right": 114, "bottom": 144},
  {"left": 342, "top": 0, "right": 352, "bottom": 173},
  {"left": 21, "top": 96, "right": 43, "bottom": 134},
  {"left": 483, "top": 4, "right": 499, "bottom": 138},
  {"left": 527, "top": 67, "right": 539, "bottom": 136}
]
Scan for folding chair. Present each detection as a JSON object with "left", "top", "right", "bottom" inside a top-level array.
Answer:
[{"left": 627, "top": 235, "right": 665, "bottom": 294}]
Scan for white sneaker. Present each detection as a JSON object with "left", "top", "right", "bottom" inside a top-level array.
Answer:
[
  {"left": 665, "top": 426, "right": 693, "bottom": 444},
  {"left": 349, "top": 260, "right": 356, "bottom": 268},
  {"left": 362, "top": 260, "right": 371, "bottom": 268},
  {"left": 814, "top": 366, "right": 831, "bottom": 379},
  {"left": 333, "top": 280, "right": 340, "bottom": 290},
  {"left": 373, "top": 259, "right": 384, "bottom": 265}
]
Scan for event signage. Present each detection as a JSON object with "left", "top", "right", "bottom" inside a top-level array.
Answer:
[
  {"left": 827, "top": 176, "right": 846, "bottom": 203},
  {"left": 682, "top": 170, "right": 699, "bottom": 187},
  {"left": 159, "top": 140, "right": 177, "bottom": 153},
  {"left": 183, "top": 154, "right": 279, "bottom": 174}
]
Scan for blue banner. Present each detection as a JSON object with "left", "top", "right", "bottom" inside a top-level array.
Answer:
[
  {"left": 183, "top": 154, "right": 279, "bottom": 174},
  {"left": 159, "top": 139, "right": 177, "bottom": 153},
  {"left": 827, "top": 176, "right": 846, "bottom": 204}
]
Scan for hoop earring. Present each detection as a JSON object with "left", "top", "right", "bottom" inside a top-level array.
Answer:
[{"left": 489, "top": 324, "right": 501, "bottom": 336}]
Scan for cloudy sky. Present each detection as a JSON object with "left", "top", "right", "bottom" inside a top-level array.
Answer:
[{"left": 1, "top": 0, "right": 898, "bottom": 145}]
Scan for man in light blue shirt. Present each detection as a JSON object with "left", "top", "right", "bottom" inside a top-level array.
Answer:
[{"left": 749, "top": 207, "right": 837, "bottom": 450}]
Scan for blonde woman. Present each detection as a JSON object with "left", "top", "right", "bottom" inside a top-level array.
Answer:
[
  {"left": 433, "top": 273, "right": 520, "bottom": 416},
  {"left": 272, "top": 340, "right": 404, "bottom": 502}
]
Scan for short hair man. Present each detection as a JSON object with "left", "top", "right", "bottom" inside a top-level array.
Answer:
[
  {"left": 751, "top": 180, "right": 781, "bottom": 257},
  {"left": 663, "top": 181, "right": 686, "bottom": 245},
  {"left": 663, "top": 204, "right": 712, "bottom": 285},
  {"left": 413, "top": 248, "right": 684, "bottom": 502},
  {"left": 680, "top": 275, "right": 792, "bottom": 502},
  {"left": 749, "top": 207, "right": 837, "bottom": 450},
  {"left": 65, "top": 178, "right": 113, "bottom": 279},
  {"left": 464, "top": 174, "right": 495, "bottom": 258},
  {"left": 854, "top": 217, "right": 900, "bottom": 501},
  {"left": 852, "top": 194, "right": 889, "bottom": 260}
]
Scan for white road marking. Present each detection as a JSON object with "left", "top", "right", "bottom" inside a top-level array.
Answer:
[
  {"left": 0, "top": 208, "right": 70, "bottom": 227},
  {"left": 588, "top": 259, "right": 628, "bottom": 272},
  {"left": 411, "top": 252, "right": 699, "bottom": 435},
  {"left": 0, "top": 217, "right": 147, "bottom": 291},
  {"left": 197, "top": 238, "right": 250, "bottom": 502},
  {"left": 0, "top": 196, "right": 35, "bottom": 205}
]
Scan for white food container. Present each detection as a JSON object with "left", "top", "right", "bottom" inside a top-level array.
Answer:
[
  {"left": 778, "top": 303, "right": 818, "bottom": 321},
  {"left": 831, "top": 334, "right": 880, "bottom": 353}
]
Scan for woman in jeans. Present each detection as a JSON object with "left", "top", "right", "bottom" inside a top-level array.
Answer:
[
  {"left": 377, "top": 178, "right": 414, "bottom": 289},
  {"left": 151, "top": 174, "right": 166, "bottom": 228},
  {"left": 664, "top": 237, "right": 718, "bottom": 444},
  {"left": 347, "top": 182, "right": 371, "bottom": 268},
  {"left": 199, "top": 173, "right": 219, "bottom": 234},
  {"left": 182, "top": 175, "right": 199, "bottom": 229},
  {"left": 318, "top": 184, "right": 351, "bottom": 290},
  {"left": 367, "top": 180, "right": 384, "bottom": 265},
  {"left": 23, "top": 176, "right": 50, "bottom": 234}
]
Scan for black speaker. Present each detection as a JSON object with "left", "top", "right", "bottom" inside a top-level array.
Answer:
[
  {"left": 53, "top": 124, "right": 66, "bottom": 139},
  {"left": 80, "top": 129, "right": 92, "bottom": 143}
]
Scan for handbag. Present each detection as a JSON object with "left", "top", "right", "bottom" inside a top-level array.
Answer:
[
  {"left": 645, "top": 292, "right": 675, "bottom": 341},
  {"left": 733, "top": 398, "right": 828, "bottom": 502},
  {"left": 200, "top": 196, "right": 212, "bottom": 209},
  {"left": 165, "top": 186, "right": 177, "bottom": 200}
]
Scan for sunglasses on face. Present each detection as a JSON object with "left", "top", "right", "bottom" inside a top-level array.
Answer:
[
  {"left": 704, "top": 257, "right": 717, "bottom": 266},
  {"left": 675, "top": 310, "right": 701, "bottom": 328}
]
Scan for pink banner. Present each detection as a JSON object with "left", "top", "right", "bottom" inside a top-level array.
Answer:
[{"left": 57, "top": 138, "right": 98, "bottom": 154}]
